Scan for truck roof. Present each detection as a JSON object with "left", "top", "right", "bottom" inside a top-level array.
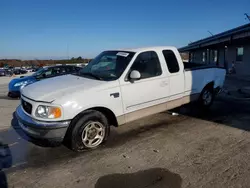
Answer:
[{"left": 117, "top": 46, "right": 177, "bottom": 53}]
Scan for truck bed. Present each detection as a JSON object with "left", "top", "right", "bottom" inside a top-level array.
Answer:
[
  {"left": 184, "top": 62, "right": 226, "bottom": 96},
  {"left": 184, "top": 62, "right": 217, "bottom": 71}
]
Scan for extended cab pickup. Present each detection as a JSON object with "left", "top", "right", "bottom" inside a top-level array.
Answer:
[{"left": 15, "top": 46, "right": 226, "bottom": 151}]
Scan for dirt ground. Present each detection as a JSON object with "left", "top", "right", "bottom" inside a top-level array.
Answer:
[{"left": 0, "top": 78, "right": 250, "bottom": 188}]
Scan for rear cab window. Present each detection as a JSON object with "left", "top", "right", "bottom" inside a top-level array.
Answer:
[{"left": 162, "top": 50, "right": 180, "bottom": 73}]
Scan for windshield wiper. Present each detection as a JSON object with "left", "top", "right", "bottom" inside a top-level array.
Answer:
[{"left": 79, "top": 72, "right": 102, "bottom": 80}]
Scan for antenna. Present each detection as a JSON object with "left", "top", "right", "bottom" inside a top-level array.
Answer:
[
  {"left": 67, "top": 43, "right": 69, "bottom": 60},
  {"left": 207, "top": 30, "right": 214, "bottom": 36},
  {"left": 244, "top": 13, "right": 250, "bottom": 21}
]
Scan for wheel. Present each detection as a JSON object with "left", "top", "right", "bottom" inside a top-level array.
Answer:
[
  {"left": 64, "top": 110, "right": 110, "bottom": 152},
  {"left": 199, "top": 87, "right": 214, "bottom": 108}
]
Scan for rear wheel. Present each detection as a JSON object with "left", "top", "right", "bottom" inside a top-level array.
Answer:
[
  {"left": 64, "top": 110, "right": 110, "bottom": 152},
  {"left": 199, "top": 87, "right": 214, "bottom": 108}
]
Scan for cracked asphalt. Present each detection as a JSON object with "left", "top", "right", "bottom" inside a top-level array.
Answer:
[{"left": 0, "top": 79, "right": 250, "bottom": 188}]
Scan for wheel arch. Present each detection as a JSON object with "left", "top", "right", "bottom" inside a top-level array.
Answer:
[
  {"left": 202, "top": 81, "right": 215, "bottom": 92},
  {"left": 88, "top": 107, "right": 118, "bottom": 127},
  {"left": 71, "top": 106, "right": 119, "bottom": 128},
  {"left": 205, "top": 81, "right": 214, "bottom": 90}
]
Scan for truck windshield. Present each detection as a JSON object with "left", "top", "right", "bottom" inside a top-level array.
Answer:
[{"left": 78, "top": 51, "right": 135, "bottom": 81}]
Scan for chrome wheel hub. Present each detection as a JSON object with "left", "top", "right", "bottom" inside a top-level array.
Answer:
[{"left": 82, "top": 121, "right": 105, "bottom": 148}]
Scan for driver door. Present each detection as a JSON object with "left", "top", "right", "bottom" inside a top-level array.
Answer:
[{"left": 120, "top": 51, "right": 169, "bottom": 123}]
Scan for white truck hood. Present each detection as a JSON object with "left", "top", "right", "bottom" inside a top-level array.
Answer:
[{"left": 22, "top": 74, "right": 107, "bottom": 102}]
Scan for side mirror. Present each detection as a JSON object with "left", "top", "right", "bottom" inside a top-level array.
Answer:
[{"left": 129, "top": 70, "right": 141, "bottom": 81}]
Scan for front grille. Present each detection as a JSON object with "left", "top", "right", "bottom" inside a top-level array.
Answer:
[{"left": 22, "top": 99, "right": 32, "bottom": 114}]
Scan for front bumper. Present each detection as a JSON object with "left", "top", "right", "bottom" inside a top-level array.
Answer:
[
  {"left": 8, "top": 91, "right": 20, "bottom": 98},
  {"left": 15, "top": 105, "right": 71, "bottom": 145}
]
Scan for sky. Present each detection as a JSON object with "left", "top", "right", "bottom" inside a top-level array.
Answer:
[{"left": 0, "top": 0, "right": 250, "bottom": 60}]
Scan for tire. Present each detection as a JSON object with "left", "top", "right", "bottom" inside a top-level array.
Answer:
[
  {"left": 199, "top": 86, "right": 214, "bottom": 109},
  {"left": 64, "top": 110, "right": 110, "bottom": 152}
]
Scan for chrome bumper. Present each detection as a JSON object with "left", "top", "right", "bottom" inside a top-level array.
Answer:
[{"left": 15, "top": 105, "right": 71, "bottom": 143}]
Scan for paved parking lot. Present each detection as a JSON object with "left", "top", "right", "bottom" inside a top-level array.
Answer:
[{"left": 1, "top": 78, "right": 250, "bottom": 188}]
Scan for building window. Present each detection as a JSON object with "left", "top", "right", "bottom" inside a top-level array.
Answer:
[
  {"left": 190, "top": 52, "right": 193, "bottom": 62},
  {"left": 236, "top": 47, "right": 244, "bottom": 61},
  {"left": 190, "top": 52, "right": 195, "bottom": 62},
  {"left": 202, "top": 52, "right": 206, "bottom": 63},
  {"left": 213, "top": 50, "right": 218, "bottom": 63},
  {"left": 207, "top": 49, "right": 210, "bottom": 64}
]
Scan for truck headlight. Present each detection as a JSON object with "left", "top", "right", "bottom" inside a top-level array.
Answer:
[{"left": 35, "top": 105, "right": 62, "bottom": 119}]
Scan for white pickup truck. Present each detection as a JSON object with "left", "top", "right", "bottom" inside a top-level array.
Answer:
[{"left": 15, "top": 46, "right": 226, "bottom": 151}]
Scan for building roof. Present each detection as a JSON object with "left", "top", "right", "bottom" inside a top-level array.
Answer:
[{"left": 179, "top": 23, "right": 250, "bottom": 52}]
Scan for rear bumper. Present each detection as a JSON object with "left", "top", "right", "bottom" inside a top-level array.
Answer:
[{"left": 15, "top": 105, "right": 71, "bottom": 145}]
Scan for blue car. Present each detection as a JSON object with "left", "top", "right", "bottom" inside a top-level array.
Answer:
[{"left": 8, "top": 65, "right": 82, "bottom": 98}]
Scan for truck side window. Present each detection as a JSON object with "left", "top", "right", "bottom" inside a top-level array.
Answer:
[
  {"left": 162, "top": 50, "right": 180, "bottom": 73},
  {"left": 130, "top": 51, "right": 162, "bottom": 79}
]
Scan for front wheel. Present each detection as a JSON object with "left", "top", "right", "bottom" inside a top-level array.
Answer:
[
  {"left": 199, "top": 87, "right": 214, "bottom": 108},
  {"left": 64, "top": 110, "right": 110, "bottom": 152}
]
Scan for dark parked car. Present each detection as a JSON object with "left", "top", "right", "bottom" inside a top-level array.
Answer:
[
  {"left": 0, "top": 69, "right": 13, "bottom": 77},
  {"left": 6, "top": 69, "right": 14, "bottom": 76},
  {"left": 0, "top": 69, "right": 6, "bottom": 76},
  {"left": 13, "top": 69, "right": 28, "bottom": 75},
  {"left": 8, "top": 65, "right": 82, "bottom": 98}
]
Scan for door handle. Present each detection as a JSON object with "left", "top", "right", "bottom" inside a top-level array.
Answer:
[
  {"left": 160, "top": 81, "right": 168, "bottom": 87},
  {"left": 110, "top": 92, "right": 120, "bottom": 98}
]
